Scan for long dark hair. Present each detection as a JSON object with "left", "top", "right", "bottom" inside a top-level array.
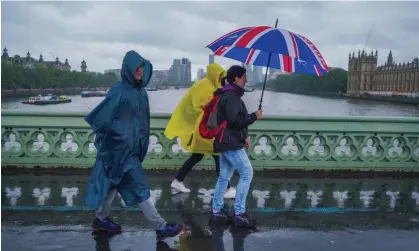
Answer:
[{"left": 220, "top": 76, "right": 227, "bottom": 87}]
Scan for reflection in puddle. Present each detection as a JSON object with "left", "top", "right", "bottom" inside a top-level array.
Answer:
[{"left": 2, "top": 174, "right": 419, "bottom": 213}]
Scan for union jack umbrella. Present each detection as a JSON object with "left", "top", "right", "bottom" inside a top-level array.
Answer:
[{"left": 206, "top": 19, "right": 331, "bottom": 109}]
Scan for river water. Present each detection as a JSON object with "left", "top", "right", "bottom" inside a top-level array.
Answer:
[{"left": 2, "top": 90, "right": 419, "bottom": 116}]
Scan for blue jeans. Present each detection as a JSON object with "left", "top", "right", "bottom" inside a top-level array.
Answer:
[{"left": 212, "top": 148, "right": 254, "bottom": 215}]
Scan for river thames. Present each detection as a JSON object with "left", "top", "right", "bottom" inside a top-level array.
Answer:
[{"left": 2, "top": 90, "right": 419, "bottom": 117}]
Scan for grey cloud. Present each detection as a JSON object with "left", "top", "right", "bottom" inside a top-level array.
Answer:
[
  {"left": 2, "top": 1, "right": 419, "bottom": 77},
  {"left": 46, "top": 1, "right": 95, "bottom": 17}
]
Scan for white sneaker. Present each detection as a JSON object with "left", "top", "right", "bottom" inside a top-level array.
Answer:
[
  {"left": 171, "top": 179, "right": 191, "bottom": 193},
  {"left": 224, "top": 187, "right": 236, "bottom": 199}
]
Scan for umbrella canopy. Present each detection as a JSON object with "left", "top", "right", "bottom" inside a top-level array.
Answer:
[
  {"left": 209, "top": 45, "right": 329, "bottom": 76},
  {"left": 206, "top": 20, "right": 331, "bottom": 109},
  {"left": 206, "top": 25, "right": 330, "bottom": 76}
]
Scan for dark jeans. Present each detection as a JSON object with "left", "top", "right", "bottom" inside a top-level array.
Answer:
[{"left": 175, "top": 153, "right": 231, "bottom": 189}]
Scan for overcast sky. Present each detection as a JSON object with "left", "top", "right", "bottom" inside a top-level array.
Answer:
[{"left": 2, "top": 1, "right": 419, "bottom": 79}]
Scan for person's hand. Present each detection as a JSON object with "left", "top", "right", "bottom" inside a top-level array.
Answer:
[
  {"left": 245, "top": 138, "right": 251, "bottom": 148},
  {"left": 255, "top": 110, "right": 263, "bottom": 120}
]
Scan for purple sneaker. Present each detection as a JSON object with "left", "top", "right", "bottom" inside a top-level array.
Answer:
[
  {"left": 92, "top": 217, "right": 122, "bottom": 233},
  {"left": 156, "top": 223, "right": 185, "bottom": 241},
  {"left": 233, "top": 213, "right": 256, "bottom": 228}
]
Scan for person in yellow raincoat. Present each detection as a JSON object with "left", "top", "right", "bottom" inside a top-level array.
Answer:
[{"left": 165, "top": 63, "right": 236, "bottom": 199}]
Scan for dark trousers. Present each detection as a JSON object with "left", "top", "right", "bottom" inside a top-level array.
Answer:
[{"left": 175, "top": 153, "right": 231, "bottom": 189}]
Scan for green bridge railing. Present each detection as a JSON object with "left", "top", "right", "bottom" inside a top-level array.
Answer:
[{"left": 1, "top": 111, "right": 419, "bottom": 171}]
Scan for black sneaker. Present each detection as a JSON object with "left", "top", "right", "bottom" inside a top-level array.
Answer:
[
  {"left": 156, "top": 223, "right": 185, "bottom": 241},
  {"left": 92, "top": 217, "right": 122, "bottom": 233},
  {"left": 233, "top": 213, "right": 256, "bottom": 228},
  {"left": 209, "top": 209, "right": 229, "bottom": 224}
]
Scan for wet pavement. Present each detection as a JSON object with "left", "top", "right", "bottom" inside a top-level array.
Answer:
[
  {"left": 2, "top": 169, "right": 419, "bottom": 250},
  {"left": 2, "top": 211, "right": 419, "bottom": 251}
]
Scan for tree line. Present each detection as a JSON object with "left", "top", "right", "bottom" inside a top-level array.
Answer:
[
  {"left": 1, "top": 59, "right": 348, "bottom": 95},
  {"left": 1, "top": 60, "right": 119, "bottom": 90},
  {"left": 263, "top": 68, "right": 348, "bottom": 95}
]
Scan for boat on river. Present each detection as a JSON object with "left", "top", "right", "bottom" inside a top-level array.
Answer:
[
  {"left": 80, "top": 90, "right": 107, "bottom": 98},
  {"left": 22, "top": 94, "right": 72, "bottom": 105}
]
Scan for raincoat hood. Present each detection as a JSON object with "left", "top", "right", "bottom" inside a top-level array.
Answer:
[
  {"left": 164, "top": 63, "right": 226, "bottom": 155},
  {"left": 206, "top": 63, "right": 226, "bottom": 89},
  {"left": 121, "top": 50, "right": 153, "bottom": 87}
]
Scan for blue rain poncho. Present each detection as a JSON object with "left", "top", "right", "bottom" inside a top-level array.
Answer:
[{"left": 84, "top": 50, "right": 153, "bottom": 208}]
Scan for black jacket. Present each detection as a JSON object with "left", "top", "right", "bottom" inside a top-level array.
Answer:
[{"left": 214, "top": 84, "right": 257, "bottom": 152}]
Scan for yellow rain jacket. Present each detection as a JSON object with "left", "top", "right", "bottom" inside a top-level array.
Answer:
[{"left": 164, "top": 63, "right": 226, "bottom": 155}]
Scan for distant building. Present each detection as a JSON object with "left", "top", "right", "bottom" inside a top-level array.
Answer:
[
  {"left": 80, "top": 60, "right": 87, "bottom": 72},
  {"left": 2, "top": 47, "right": 72, "bottom": 71},
  {"left": 209, "top": 54, "right": 214, "bottom": 65},
  {"left": 197, "top": 68, "right": 205, "bottom": 80},
  {"left": 181, "top": 58, "right": 192, "bottom": 84},
  {"left": 168, "top": 58, "right": 192, "bottom": 85},
  {"left": 149, "top": 70, "right": 169, "bottom": 87},
  {"left": 254, "top": 66, "right": 264, "bottom": 83},
  {"left": 347, "top": 49, "right": 419, "bottom": 94}
]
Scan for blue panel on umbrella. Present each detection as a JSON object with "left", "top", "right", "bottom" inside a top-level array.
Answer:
[
  {"left": 224, "top": 47, "right": 249, "bottom": 63},
  {"left": 293, "top": 35, "right": 318, "bottom": 64},
  {"left": 207, "top": 28, "right": 253, "bottom": 51},
  {"left": 250, "top": 29, "right": 290, "bottom": 56}
]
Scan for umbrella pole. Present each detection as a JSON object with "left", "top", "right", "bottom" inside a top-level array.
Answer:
[
  {"left": 258, "top": 18, "right": 279, "bottom": 110},
  {"left": 258, "top": 55, "right": 271, "bottom": 110}
]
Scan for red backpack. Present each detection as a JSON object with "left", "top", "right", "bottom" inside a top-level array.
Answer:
[{"left": 199, "top": 91, "right": 233, "bottom": 141}]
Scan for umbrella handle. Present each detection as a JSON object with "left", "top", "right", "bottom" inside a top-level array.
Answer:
[{"left": 258, "top": 18, "right": 279, "bottom": 110}]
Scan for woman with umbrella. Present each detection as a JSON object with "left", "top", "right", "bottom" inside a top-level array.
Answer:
[
  {"left": 209, "top": 65, "right": 262, "bottom": 228},
  {"left": 205, "top": 20, "right": 330, "bottom": 227}
]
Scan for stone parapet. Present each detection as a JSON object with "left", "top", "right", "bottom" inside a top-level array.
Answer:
[{"left": 1, "top": 111, "right": 419, "bottom": 171}]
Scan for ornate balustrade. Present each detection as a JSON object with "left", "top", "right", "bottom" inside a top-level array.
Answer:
[{"left": 1, "top": 111, "right": 419, "bottom": 171}]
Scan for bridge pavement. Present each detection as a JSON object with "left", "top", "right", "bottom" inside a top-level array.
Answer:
[{"left": 2, "top": 210, "right": 419, "bottom": 251}]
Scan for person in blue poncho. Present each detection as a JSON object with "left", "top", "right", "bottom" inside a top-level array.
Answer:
[{"left": 84, "top": 50, "right": 184, "bottom": 240}]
